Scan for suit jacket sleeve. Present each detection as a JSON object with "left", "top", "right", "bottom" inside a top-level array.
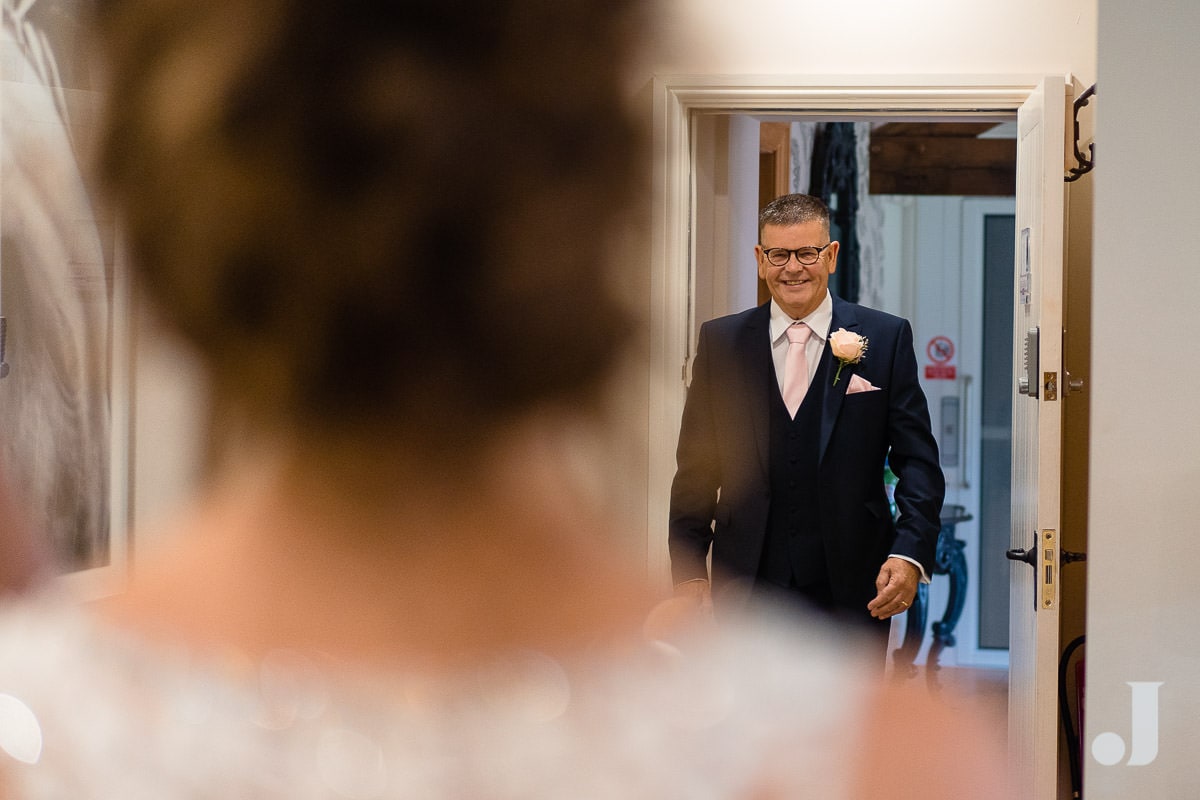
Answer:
[
  {"left": 667, "top": 323, "right": 720, "bottom": 585},
  {"left": 885, "top": 319, "right": 945, "bottom": 575}
]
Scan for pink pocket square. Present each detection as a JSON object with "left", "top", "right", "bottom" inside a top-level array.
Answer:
[{"left": 846, "top": 374, "right": 881, "bottom": 394}]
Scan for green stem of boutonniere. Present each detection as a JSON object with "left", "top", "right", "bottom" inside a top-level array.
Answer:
[{"left": 833, "top": 360, "right": 849, "bottom": 385}]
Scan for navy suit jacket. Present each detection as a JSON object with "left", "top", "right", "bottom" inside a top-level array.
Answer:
[{"left": 668, "top": 296, "right": 944, "bottom": 612}]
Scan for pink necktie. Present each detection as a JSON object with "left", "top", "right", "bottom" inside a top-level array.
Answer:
[{"left": 782, "top": 322, "right": 812, "bottom": 417}]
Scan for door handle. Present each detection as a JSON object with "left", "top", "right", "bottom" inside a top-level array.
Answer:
[
  {"left": 958, "top": 374, "right": 972, "bottom": 489},
  {"left": 1006, "top": 541, "right": 1037, "bottom": 567},
  {"left": 1006, "top": 532, "right": 1040, "bottom": 611},
  {"left": 1007, "top": 538, "right": 1087, "bottom": 568},
  {"left": 1006, "top": 529, "right": 1059, "bottom": 610}
]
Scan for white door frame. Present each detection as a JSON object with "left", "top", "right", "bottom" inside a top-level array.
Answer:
[
  {"left": 646, "top": 73, "right": 1069, "bottom": 799},
  {"left": 647, "top": 74, "right": 1053, "bottom": 583}
]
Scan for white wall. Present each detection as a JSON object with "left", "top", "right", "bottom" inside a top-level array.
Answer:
[
  {"left": 727, "top": 116, "right": 761, "bottom": 314},
  {"left": 1084, "top": 0, "right": 1200, "bottom": 793},
  {"left": 647, "top": 0, "right": 1094, "bottom": 80}
]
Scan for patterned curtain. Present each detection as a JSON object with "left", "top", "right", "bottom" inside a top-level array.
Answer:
[{"left": 809, "top": 122, "right": 861, "bottom": 303}]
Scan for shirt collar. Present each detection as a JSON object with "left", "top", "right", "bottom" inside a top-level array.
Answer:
[{"left": 769, "top": 291, "right": 833, "bottom": 345}]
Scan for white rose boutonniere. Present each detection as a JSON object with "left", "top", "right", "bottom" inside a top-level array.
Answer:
[{"left": 829, "top": 328, "right": 868, "bottom": 385}]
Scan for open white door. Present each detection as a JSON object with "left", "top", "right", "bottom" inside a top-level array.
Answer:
[{"left": 1006, "top": 75, "right": 1069, "bottom": 799}]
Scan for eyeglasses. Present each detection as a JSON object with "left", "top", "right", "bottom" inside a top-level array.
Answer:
[{"left": 760, "top": 243, "right": 832, "bottom": 267}]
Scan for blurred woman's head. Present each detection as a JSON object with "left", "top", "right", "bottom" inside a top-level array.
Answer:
[{"left": 96, "top": 0, "right": 645, "bottom": 463}]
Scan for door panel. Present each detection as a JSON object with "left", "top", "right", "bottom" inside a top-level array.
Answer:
[{"left": 1007, "top": 75, "right": 1068, "bottom": 799}]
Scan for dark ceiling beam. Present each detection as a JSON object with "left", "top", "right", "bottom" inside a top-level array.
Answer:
[
  {"left": 868, "top": 124, "right": 1016, "bottom": 196},
  {"left": 871, "top": 121, "right": 1000, "bottom": 139}
]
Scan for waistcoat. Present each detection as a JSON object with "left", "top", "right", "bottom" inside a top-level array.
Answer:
[{"left": 758, "top": 349, "right": 832, "bottom": 592}]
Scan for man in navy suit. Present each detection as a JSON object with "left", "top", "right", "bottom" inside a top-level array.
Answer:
[{"left": 668, "top": 194, "right": 944, "bottom": 647}]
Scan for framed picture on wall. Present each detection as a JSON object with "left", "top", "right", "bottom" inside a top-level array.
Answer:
[{"left": 1, "top": 0, "right": 131, "bottom": 597}]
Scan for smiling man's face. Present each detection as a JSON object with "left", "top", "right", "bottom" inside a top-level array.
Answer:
[{"left": 755, "top": 221, "right": 839, "bottom": 320}]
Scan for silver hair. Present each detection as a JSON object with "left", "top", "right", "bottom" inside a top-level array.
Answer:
[{"left": 758, "top": 193, "right": 831, "bottom": 241}]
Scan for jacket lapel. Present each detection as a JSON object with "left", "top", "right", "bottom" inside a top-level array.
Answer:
[
  {"left": 819, "top": 296, "right": 859, "bottom": 463},
  {"left": 738, "top": 303, "right": 774, "bottom": 480}
]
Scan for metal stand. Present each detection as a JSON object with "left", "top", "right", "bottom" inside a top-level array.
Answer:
[{"left": 892, "top": 505, "right": 972, "bottom": 680}]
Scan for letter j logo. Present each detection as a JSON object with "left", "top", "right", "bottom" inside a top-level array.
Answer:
[{"left": 1091, "top": 681, "right": 1164, "bottom": 767}]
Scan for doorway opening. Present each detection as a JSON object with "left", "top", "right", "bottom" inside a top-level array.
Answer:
[
  {"left": 693, "top": 114, "right": 1016, "bottom": 680},
  {"left": 646, "top": 74, "right": 1073, "bottom": 798}
]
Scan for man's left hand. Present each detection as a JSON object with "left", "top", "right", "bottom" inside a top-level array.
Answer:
[{"left": 867, "top": 557, "right": 920, "bottom": 619}]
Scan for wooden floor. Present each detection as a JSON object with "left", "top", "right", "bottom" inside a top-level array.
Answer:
[
  {"left": 893, "top": 664, "right": 1009, "bottom": 723},
  {"left": 937, "top": 667, "right": 1008, "bottom": 714}
]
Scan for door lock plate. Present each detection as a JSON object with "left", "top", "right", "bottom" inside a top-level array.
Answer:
[
  {"left": 1044, "top": 371, "right": 1058, "bottom": 401},
  {"left": 1041, "top": 529, "right": 1057, "bottom": 609}
]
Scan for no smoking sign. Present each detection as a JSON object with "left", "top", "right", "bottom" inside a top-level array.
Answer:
[{"left": 924, "top": 335, "right": 956, "bottom": 379}]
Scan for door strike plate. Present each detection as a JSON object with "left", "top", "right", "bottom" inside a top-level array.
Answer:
[{"left": 1044, "top": 372, "right": 1058, "bottom": 401}]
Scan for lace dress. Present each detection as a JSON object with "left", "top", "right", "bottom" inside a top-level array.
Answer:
[{"left": 0, "top": 595, "right": 869, "bottom": 799}]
